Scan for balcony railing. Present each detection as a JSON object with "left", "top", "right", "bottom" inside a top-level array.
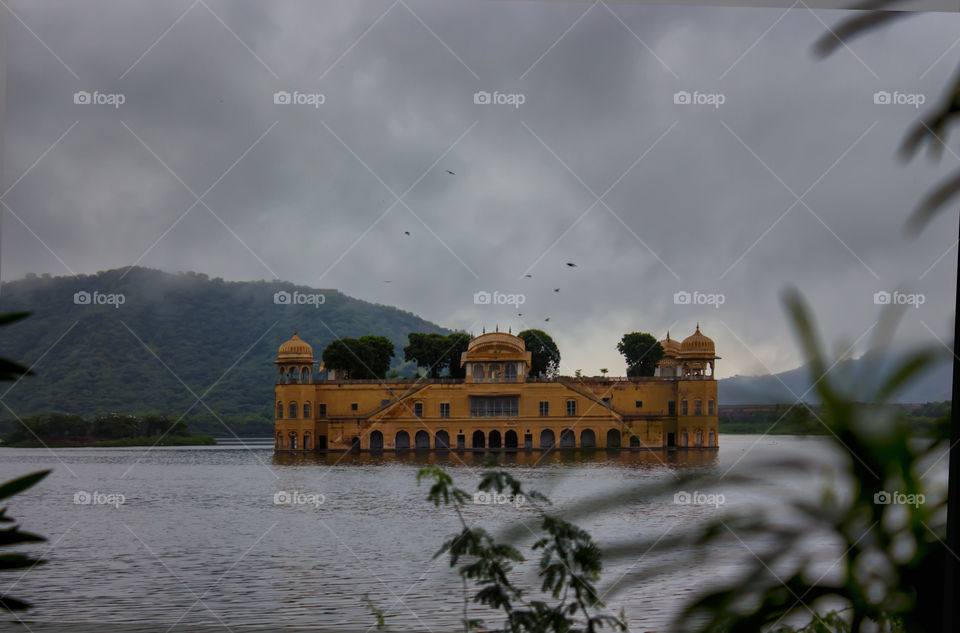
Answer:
[
  {"left": 277, "top": 377, "right": 467, "bottom": 385},
  {"left": 277, "top": 375, "right": 715, "bottom": 386}
]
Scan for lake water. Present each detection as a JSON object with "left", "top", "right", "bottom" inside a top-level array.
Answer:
[{"left": 0, "top": 436, "right": 882, "bottom": 632}]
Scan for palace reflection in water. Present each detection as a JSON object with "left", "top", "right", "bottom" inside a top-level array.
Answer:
[{"left": 272, "top": 446, "right": 720, "bottom": 470}]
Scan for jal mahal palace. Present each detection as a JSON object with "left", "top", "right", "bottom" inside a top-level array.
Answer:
[
  {"left": 274, "top": 325, "right": 719, "bottom": 452},
  {"left": 273, "top": 326, "right": 719, "bottom": 453}
]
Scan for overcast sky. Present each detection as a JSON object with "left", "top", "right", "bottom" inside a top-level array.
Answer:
[{"left": 1, "top": 0, "right": 958, "bottom": 379}]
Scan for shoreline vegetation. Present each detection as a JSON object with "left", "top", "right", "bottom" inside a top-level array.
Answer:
[
  {"left": 0, "top": 413, "right": 216, "bottom": 448},
  {"left": 3, "top": 435, "right": 216, "bottom": 448},
  {"left": 719, "top": 401, "right": 950, "bottom": 435}
]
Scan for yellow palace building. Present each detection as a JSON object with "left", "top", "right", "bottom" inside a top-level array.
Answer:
[{"left": 273, "top": 327, "right": 719, "bottom": 452}]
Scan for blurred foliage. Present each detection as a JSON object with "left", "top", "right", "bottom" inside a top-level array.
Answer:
[
  {"left": 537, "top": 291, "right": 948, "bottom": 633},
  {"left": 816, "top": 0, "right": 960, "bottom": 233},
  {"left": 0, "top": 470, "right": 50, "bottom": 612},
  {"left": 0, "top": 311, "right": 49, "bottom": 612},
  {"left": 417, "top": 464, "right": 626, "bottom": 633}
]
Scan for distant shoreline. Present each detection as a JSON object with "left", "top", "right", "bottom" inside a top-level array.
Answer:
[
  {"left": 720, "top": 424, "right": 828, "bottom": 435},
  {"left": 1, "top": 435, "right": 216, "bottom": 448}
]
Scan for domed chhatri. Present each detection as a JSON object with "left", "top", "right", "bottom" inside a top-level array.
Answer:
[
  {"left": 680, "top": 324, "right": 716, "bottom": 357},
  {"left": 273, "top": 328, "right": 719, "bottom": 453},
  {"left": 278, "top": 332, "right": 313, "bottom": 361},
  {"left": 275, "top": 332, "right": 317, "bottom": 385},
  {"left": 657, "top": 325, "right": 720, "bottom": 378},
  {"left": 659, "top": 331, "right": 681, "bottom": 357}
]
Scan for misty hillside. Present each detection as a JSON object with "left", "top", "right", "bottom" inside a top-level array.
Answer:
[
  {"left": 718, "top": 352, "right": 953, "bottom": 405},
  {"left": 0, "top": 268, "right": 450, "bottom": 435}
]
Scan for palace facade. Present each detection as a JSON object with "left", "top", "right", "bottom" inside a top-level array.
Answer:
[{"left": 274, "top": 327, "right": 719, "bottom": 452}]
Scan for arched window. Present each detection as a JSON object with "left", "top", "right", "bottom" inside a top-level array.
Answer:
[
  {"left": 473, "top": 363, "right": 485, "bottom": 382},
  {"left": 370, "top": 431, "right": 384, "bottom": 451},
  {"left": 488, "top": 430, "right": 502, "bottom": 449},
  {"left": 276, "top": 402, "right": 284, "bottom": 419},
  {"left": 580, "top": 429, "right": 596, "bottom": 448},
  {"left": 395, "top": 431, "right": 410, "bottom": 450},
  {"left": 289, "top": 433, "right": 298, "bottom": 450},
  {"left": 488, "top": 363, "right": 501, "bottom": 383},
  {"left": 303, "top": 434, "right": 311, "bottom": 450},
  {"left": 504, "top": 363, "right": 517, "bottom": 383},
  {"left": 559, "top": 429, "right": 576, "bottom": 448},
  {"left": 288, "top": 402, "right": 297, "bottom": 419},
  {"left": 300, "top": 367, "right": 310, "bottom": 383},
  {"left": 303, "top": 402, "right": 311, "bottom": 419},
  {"left": 435, "top": 430, "right": 450, "bottom": 450},
  {"left": 539, "top": 429, "right": 555, "bottom": 449}
]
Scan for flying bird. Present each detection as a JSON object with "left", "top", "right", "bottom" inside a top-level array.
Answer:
[
  {"left": 553, "top": 288, "right": 560, "bottom": 292},
  {"left": 518, "top": 313, "right": 522, "bottom": 317},
  {"left": 544, "top": 317, "right": 550, "bottom": 322},
  {"left": 566, "top": 262, "right": 577, "bottom": 267},
  {"left": 404, "top": 231, "right": 410, "bottom": 236},
  {"left": 384, "top": 280, "right": 392, "bottom": 283},
  {"left": 446, "top": 170, "right": 455, "bottom": 175},
  {"left": 524, "top": 274, "right": 533, "bottom": 278}
]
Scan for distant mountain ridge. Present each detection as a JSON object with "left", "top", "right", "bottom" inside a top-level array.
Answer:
[
  {"left": 0, "top": 267, "right": 450, "bottom": 435},
  {"left": 718, "top": 353, "right": 952, "bottom": 405}
]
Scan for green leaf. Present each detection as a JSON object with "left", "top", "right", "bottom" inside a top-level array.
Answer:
[
  {"left": 0, "top": 470, "right": 50, "bottom": 502},
  {"left": 0, "top": 312, "right": 31, "bottom": 327},
  {"left": 0, "top": 529, "right": 46, "bottom": 547},
  {"left": 0, "top": 554, "right": 45, "bottom": 570},
  {"left": 0, "top": 594, "right": 33, "bottom": 611}
]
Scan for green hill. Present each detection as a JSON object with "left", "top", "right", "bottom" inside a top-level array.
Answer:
[{"left": 0, "top": 268, "right": 451, "bottom": 436}]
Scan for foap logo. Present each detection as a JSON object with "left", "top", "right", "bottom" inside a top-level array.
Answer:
[
  {"left": 673, "top": 490, "right": 725, "bottom": 507},
  {"left": 274, "top": 490, "right": 325, "bottom": 508},
  {"left": 673, "top": 90, "right": 725, "bottom": 108},
  {"left": 873, "top": 290, "right": 925, "bottom": 309},
  {"left": 73, "top": 290, "right": 125, "bottom": 308},
  {"left": 73, "top": 90, "right": 125, "bottom": 108},
  {"left": 473, "top": 90, "right": 525, "bottom": 108},
  {"left": 473, "top": 491, "right": 526, "bottom": 508},
  {"left": 273, "top": 90, "right": 325, "bottom": 108},
  {"left": 273, "top": 290, "right": 326, "bottom": 307},
  {"left": 874, "top": 490, "right": 925, "bottom": 508},
  {"left": 674, "top": 290, "right": 725, "bottom": 309},
  {"left": 873, "top": 90, "right": 925, "bottom": 108},
  {"left": 473, "top": 290, "right": 525, "bottom": 307},
  {"left": 74, "top": 490, "right": 125, "bottom": 508}
]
